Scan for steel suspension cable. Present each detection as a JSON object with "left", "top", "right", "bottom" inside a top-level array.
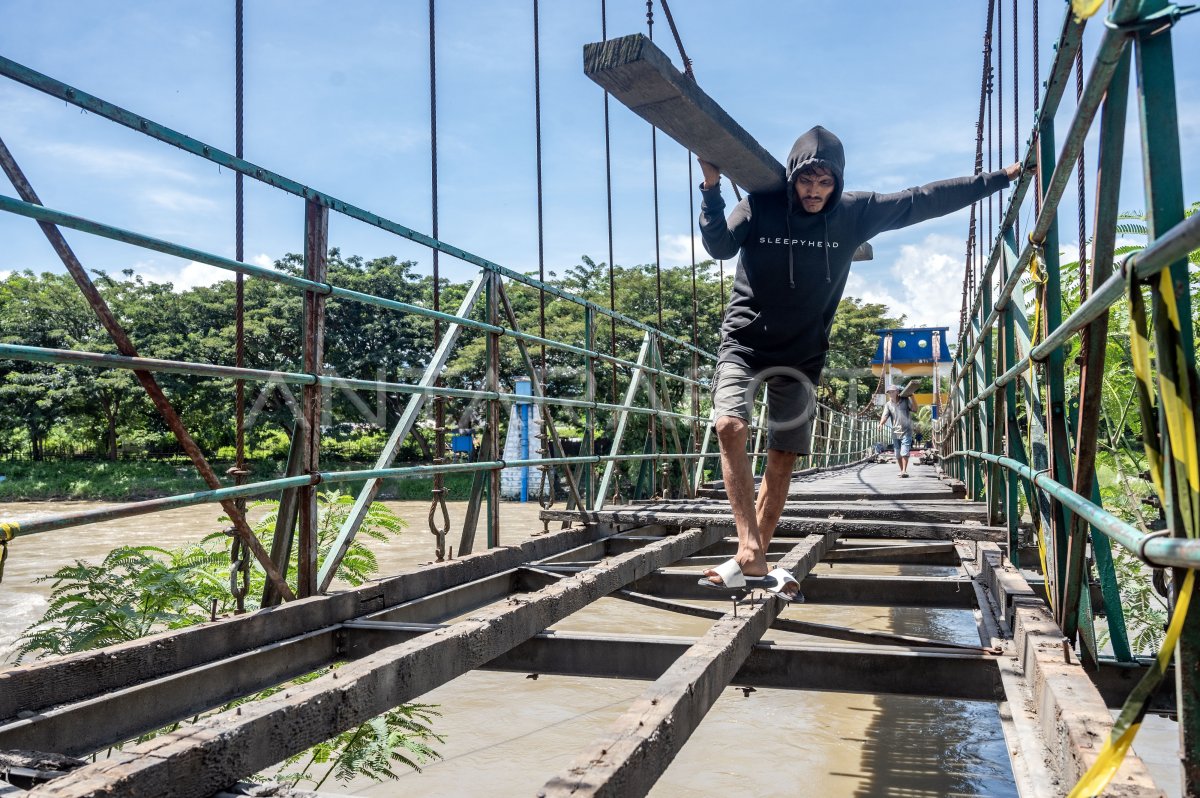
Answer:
[
  {"left": 602, "top": 0, "right": 617, "bottom": 405},
  {"left": 1013, "top": 0, "right": 1020, "bottom": 242},
  {"left": 234, "top": 0, "right": 246, "bottom": 493},
  {"left": 533, "top": 0, "right": 546, "bottom": 375},
  {"left": 428, "top": 0, "right": 449, "bottom": 561},
  {"left": 1033, "top": 0, "right": 1041, "bottom": 217},
  {"left": 657, "top": 0, "right": 693, "bottom": 78},
  {"left": 231, "top": 0, "right": 249, "bottom": 613},
  {"left": 1074, "top": 50, "right": 1088, "bottom": 301},
  {"left": 647, "top": 0, "right": 663, "bottom": 330}
]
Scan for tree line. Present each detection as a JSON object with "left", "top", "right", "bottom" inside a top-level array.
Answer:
[{"left": 0, "top": 251, "right": 898, "bottom": 462}]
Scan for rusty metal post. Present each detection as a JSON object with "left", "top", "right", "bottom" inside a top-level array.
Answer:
[
  {"left": 486, "top": 271, "right": 502, "bottom": 547},
  {"left": 297, "top": 200, "right": 328, "bottom": 597}
]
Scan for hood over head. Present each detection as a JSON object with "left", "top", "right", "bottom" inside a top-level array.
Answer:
[{"left": 786, "top": 126, "right": 845, "bottom": 213}]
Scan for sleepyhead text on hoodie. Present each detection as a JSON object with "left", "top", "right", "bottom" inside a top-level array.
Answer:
[{"left": 699, "top": 126, "right": 1010, "bottom": 379}]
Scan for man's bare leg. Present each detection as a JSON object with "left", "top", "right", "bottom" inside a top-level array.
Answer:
[
  {"left": 704, "top": 415, "right": 767, "bottom": 584},
  {"left": 754, "top": 448, "right": 800, "bottom": 597},
  {"left": 756, "top": 448, "right": 797, "bottom": 550}
]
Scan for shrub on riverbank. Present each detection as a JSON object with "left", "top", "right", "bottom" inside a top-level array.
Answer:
[{"left": 0, "top": 459, "right": 476, "bottom": 502}]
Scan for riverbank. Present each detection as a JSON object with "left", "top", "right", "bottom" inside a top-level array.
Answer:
[{"left": 0, "top": 460, "right": 476, "bottom": 502}]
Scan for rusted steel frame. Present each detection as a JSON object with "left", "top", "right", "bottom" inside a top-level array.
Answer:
[
  {"left": 1034, "top": 114, "right": 1080, "bottom": 629},
  {"left": 0, "top": 340, "right": 708, "bottom": 424},
  {"left": 1060, "top": 46, "right": 1132, "bottom": 644},
  {"left": 338, "top": 623, "right": 1004, "bottom": 702},
  {"left": 594, "top": 333, "right": 652, "bottom": 509},
  {"left": 455, "top": 433, "right": 492, "bottom": 556},
  {"left": 486, "top": 272, "right": 502, "bottom": 546},
  {"left": 1134, "top": 10, "right": 1200, "bottom": 788},
  {"left": 982, "top": 269, "right": 1003, "bottom": 525},
  {"left": 0, "top": 524, "right": 612, "bottom": 724},
  {"left": 750, "top": 391, "right": 769, "bottom": 473},
  {"left": 0, "top": 135, "right": 296, "bottom": 603},
  {"left": 691, "top": 409, "right": 716, "bottom": 494},
  {"left": 1000, "top": 230, "right": 1037, "bottom": 565},
  {"left": 540, "top": 533, "right": 835, "bottom": 798},
  {"left": 558, "top": 576, "right": 995, "bottom": 653},
  {"left": 604, "top": 569, "right": 976, "bottom": 607},
  {"left": 542, "top": 508, "right": 1004, "bottom": 542},
  {"left": 496, "top": 279, "right": 590, "bottom": 518},
  {"left": 35, "top": 528, "right": 722, "bottom": 798},
  {"left": 608, "top": 499, "right": 988, "bottom": 523},
  {"left": 0, "top": 55, "right": 712, "bottom": 363},
  {"left": 295, "top": 201, "right": 328, "bottom": 597},
  {"left": 584, "top": 306, "right": 597, "bottom": 508},
  {"left": 958, "top": 4, "right": 1140, "bottom": 363},
  {"left": 648, "top": 337, "right": 695, "bottom": 496},
  {"left": 261, "top": 431, "right": 306, "bottom": 607},
  {"left": 322, "top": 271, "right": 484, "bottom": 582}
]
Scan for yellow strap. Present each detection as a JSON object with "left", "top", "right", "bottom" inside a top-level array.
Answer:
[
  {"left": 1024, "top": 243, "right": 1053, "bottom": 606},
  {"left": 1071, "top": 0, "right": 1106, "bottom": 21},
  {"left": 0, "top": 522, "right": 18, "bottom": 542},
  {"left": 1068, "top": 570, "right": 1194, "bottom": 797}
]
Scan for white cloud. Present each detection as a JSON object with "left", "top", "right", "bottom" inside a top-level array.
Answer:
[
  {"left": 660, "top": 233, "right": 705, "bottom": 268},
  {"left": 251, "top": 253, "right": 275, "bottom": 268},
  {"left": 844, "top": 233, "right": 969, "bottom": 334},
  {"left": 32, "top": 142, "right": 196, "bottom": 184},
  {"left": 139, "top": 260, "right": 229, "bottom": 292},
  {"left": 142, "top": 188, "right": 219, "bottom": 213},
  {"left": 0, "top": 270, "right": 11, "bottom": 281}
]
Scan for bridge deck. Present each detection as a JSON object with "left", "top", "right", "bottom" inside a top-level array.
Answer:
[{"left": 0, "top": 462, "right": 1166, "bottom": 797}]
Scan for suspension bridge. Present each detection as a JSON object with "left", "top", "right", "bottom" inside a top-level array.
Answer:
[{"left": 1, "top": 1, "right": 1199, "bottom": 796}]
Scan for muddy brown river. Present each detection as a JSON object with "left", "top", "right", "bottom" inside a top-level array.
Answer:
[{"left": 0, "top": 500, "right": 1181, "bottom": 796}]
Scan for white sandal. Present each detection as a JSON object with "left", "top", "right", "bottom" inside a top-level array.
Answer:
[{"left": 698, "top": 558, "right": 747, "bottom": 589}]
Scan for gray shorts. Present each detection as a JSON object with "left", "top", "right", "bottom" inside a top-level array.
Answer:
[{"left": 711, "top": 361, "right": 816, "bottom": 454}]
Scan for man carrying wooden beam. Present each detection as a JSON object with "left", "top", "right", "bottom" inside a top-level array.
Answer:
[
  {"left": 880, "top": 382, "right": 918, "bottom": 477},
  {"left": 698, "top": 125, "right": 1019, "bottom": 590}
]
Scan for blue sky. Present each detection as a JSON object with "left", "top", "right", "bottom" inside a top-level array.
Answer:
[{"left": 1, "top": 1, "right": 1197, "bottom": 343}]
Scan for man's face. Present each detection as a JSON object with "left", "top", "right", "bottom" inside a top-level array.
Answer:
[{"left": 794, "top": 169, "right": 836, "bottom": 213}]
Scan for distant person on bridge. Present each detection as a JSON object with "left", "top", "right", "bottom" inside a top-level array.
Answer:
[
  {"left": 879, "top": 384, "right": 917, "bottom": 477},
  {"left": 696, "top": 125, "right": 1019, "bottom": 593}
]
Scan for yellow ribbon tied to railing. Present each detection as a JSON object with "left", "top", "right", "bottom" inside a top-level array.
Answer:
[
  {"left": 1068, "top": 267, "right": 1200, "bottom": 797},
  {"left": 1071, "top": 0, "right": 1107, "bottom": 22}
]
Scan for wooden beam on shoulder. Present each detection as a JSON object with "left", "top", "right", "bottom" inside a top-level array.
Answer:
[{"left": 583, "top": 34, "right": 784, "bottom": 194}]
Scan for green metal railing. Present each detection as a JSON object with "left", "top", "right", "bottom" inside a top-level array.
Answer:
[
  {"left": 941, "top": 0, "right": 1198, "bottom": 791},
  {"left": 0, "top": 55, "right": 884, "bottom": 599}
]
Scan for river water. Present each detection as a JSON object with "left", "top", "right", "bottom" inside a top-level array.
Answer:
[{"left": 0, "top": 500, "right": 1179, "bottom": 796}]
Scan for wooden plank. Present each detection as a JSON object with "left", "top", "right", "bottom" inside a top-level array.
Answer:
[
  {"left": 583, "top": 34, "right": 784, "bottom": 194},
  {"left": 33, "top": 527, "right": 724, "bottom": 798},
  {"left": 540, "top": 533, "right": 835, "bottom": 797}
]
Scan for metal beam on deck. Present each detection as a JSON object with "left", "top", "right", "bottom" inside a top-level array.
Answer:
[
  {"left": 31, "top": 528, "right": 723, "bottom": 798},
  {"left": 541, "top": 507, "right": 1006, "bottom": 542},
  {"left": 539, "top": 533, "right": 836, "bottom": 798}
]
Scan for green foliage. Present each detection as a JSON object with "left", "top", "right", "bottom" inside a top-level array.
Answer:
[
  {"left": 11, "top": 493, "right": 440, "bottom": 786},
  {"left": 823, "top": 298, "right": 904, "bottom": 408}
]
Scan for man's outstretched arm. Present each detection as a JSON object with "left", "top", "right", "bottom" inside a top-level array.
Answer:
[
  {"left": 697, "top": 158, "right": 752, "bottom": 261},
  {"left": 859, "top": 162, "right": 1022, "bottom": 240}
]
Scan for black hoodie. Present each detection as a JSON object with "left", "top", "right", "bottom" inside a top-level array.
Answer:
[{"left": 699, "top": 126, "right": 1010, "bottom": 380}]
